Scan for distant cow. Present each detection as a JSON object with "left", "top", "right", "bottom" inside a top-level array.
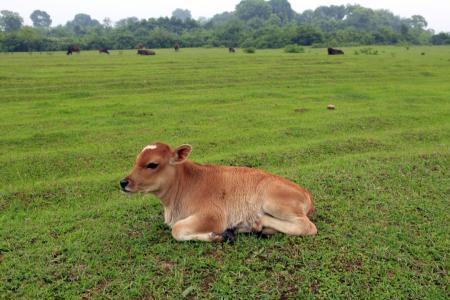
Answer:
[
  {"left": 137, "top": 49, "right": 155, "bottom": 56},
  {"left": 328, "top": 47, "right": 344, "bottom": 55},
  {"left": 67, "top": 45, "right": 80, "bottom": 55},
  {"left": 174, "top": 43, "right": 180, "bottom": 52},
  {"left": 229, "top": 47, "right": 236, "bottom": 53},
  {"left": 137, "top": 43, "right": 145, "bottom": 50},
  {"left": 99, "top": 48, "right": 110, "bottom": 54}
]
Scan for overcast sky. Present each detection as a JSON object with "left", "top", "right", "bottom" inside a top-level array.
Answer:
[{"left": 3, "top": 0, "right": 450, "bottom": 32}]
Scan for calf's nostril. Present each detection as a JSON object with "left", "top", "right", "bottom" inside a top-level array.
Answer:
[{"left": 120, "top": 179, "right": 129, "bottom": 189}]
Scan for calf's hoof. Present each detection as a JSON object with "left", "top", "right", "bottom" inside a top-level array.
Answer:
[{"left": 221, "top": 228, "right": 236, "bottom": 243}]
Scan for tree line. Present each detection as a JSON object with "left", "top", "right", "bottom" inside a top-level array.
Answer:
[{"left": 1, "top": 0, "right": 449, "bottom": 52}]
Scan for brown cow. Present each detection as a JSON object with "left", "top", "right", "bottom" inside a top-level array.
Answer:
[
  {"left": 120, "top": 142, "right": 317, "bottom": 242},
  {"left": 99, "top": 48, "right": 110, "bottom": 54},
  {"left": 174, "top": 43, "right": 180, "bottom": 52},
  {"left": 328, "top": 47, "right": 344, "bottom": 55},
  {"left": 137, "top": 49, "right": 155, "bottom": 56},
  {"left": 67, "top": 45, "right": 80, "bottom": 55}
]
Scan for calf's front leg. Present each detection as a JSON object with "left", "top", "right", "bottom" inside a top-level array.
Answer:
[{"left": 171, "top": 214, "right": 231, "bottom": 242}]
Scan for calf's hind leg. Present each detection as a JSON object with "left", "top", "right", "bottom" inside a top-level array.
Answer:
[
  {"left": 261, "top": 185, "right": 317, "bottom": 236},
  {"left": 260, "top": 214, "right": 316, "bottom": 236}
]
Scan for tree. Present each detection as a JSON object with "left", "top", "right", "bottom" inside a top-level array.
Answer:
[
  {"left": 214, "top": 19, "right": 245, "bottom": 47},
  {"left": 374, "top": 9, "right": 402, "bottom": 32},
  {"left": 345, "top": 6, "right": 376, "bottom": 31},
  {"left": 115, "top": 17, "right": 139, "bottom": 28},
  {"left": 431, "top": 32, "right": 450, "bottom": 45},
  {"left": 66, "top": 14, "right": 101, "bottom": 36},
  {"left": 207, "top": 12, "right": 235, "bottom": 27},
  {"left": 297, "top": 9, "right": 315, "bottom": 24},
  {"left": 172, "top": 9, "right": 192, "bottom": 21},
  {"left": 373, "top": 27, "right": 400, "bottom": 44},
  {"left": 236, "top": 0, "right": 272, "bottom": 21},
  {"left": 113, "top": 33, "right": 136, "bottom": 49},
  {"left": 1, "top": 33, "right": 28, "bottom": 51},
  {"left": 0, "top": 10, "right": 23, "bottom": 32},
  {"left": 252, "top": 15, "right": 288, "bottom": 48},
  {"left": 291, "top": 25, "right": 323, "bottom": 45},
  {"left": 402, "top": 15, "right": 430, "bottom": 44},
  {"left": 147, "top": 28, "right": 176, "bottom": 48},
  {"left": 407, "top": 15, "right": 428, "bottom": 30},
  {"left": 30, "top": 10, "right": 52, "bottom": 28},
  {"left": 314, "top": 5, "right": 347, "bottom": 20},
  {"left": 269, "top": 0, "right": 295, "bottom": 24},
  {"left": 180, "top": 29, "right": 211, "bottom": 47},
  {"left": 197, "top": 17, "right": 209, "bottom": 25},
  {"left": 70, "top": 13, "right": 100, "bottom": 27},
  {"left": 103, "top": 18, "right": 112, "bottom": 28}
]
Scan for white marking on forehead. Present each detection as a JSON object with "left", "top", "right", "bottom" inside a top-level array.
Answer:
[{"left": 143, "top": 144, "right": 158, "bottom": 152}]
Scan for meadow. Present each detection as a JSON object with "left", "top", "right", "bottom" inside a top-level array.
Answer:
[{"left": 0, "top": 47, "right": 449, "bottom": 299}]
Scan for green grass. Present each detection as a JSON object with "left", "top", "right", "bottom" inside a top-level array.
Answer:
[{"left": 0, "top": 47, "right": 449, "bottom": 299}]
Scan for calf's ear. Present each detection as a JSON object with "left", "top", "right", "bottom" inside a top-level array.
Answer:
[{"left": 170, "top": 144, "right": 192, "bottom": 164}]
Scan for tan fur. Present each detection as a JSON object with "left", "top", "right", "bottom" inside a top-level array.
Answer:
[{"left": 122, "top": 142, "right": 317, "bottom": 242}]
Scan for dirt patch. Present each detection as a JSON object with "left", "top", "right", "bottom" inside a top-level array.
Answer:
[
  {"left": 137, "top": 290, "right": 156, "bottom": 300},
  {"left": 200, "top": 275, "right": 215, "bottom": 292},
  {"left": 81, "top": 278, "right": 111, "bottom": 299},
  {"left": 68, "top": 264, "right": 86, "bottom": 282},
  {"left": 0, "top": 201, "right": 9, "bottom": 212},
  {"left": 280, "top": 285, "right": 298, "bottom": 299},
  {"left": 294, "top": 108, "right": 309, "bottom": 113},
  {"left": 310, "top": 281, "right": 320, "bottom": 294},
  {"left": 345, "top": 258, "right": 363, "bottom": 272}
]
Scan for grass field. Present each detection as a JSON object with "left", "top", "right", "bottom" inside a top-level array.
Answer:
[{"left": 0, "top": 47, "right": 449, "bottom": 299}]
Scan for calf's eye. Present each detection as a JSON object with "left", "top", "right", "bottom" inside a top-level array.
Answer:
[{"left": 146, "top": 163, "right": 159, "bottom": 169}]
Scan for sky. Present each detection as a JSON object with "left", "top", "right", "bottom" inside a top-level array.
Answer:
[{"left": 2, "top": 0, "right": 450, "bottom": 32}]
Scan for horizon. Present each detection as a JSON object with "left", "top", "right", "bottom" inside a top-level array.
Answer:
[{"left": 3, "top": 0, "right": 450, "bottom": 32}]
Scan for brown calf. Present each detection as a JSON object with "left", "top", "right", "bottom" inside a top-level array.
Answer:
[{"left": 120, "top": 142, "right": 317, "bottom": 242}]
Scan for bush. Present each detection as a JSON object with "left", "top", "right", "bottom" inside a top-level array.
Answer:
[
  {"left": 243, "top": 47, "right": 255, "bottom": 54},
  {"left": 284, "top": 44, "right": 304, "bottom": 53}
]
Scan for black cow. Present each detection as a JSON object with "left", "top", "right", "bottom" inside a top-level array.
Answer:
[
  {"left": 174, "top": 43, "right": 180, "bottom": 52},
  {"left": 67, "top": 45, "right": 80, "bottom": 55},
  {"left": 229, "top": 47, "right": 236, "bottom": 53},
  {"left": 99, "top": 48, "right": 110, "bottom": 54},
  {"left": 137, "top": 49, "right": 156, "bottom": 56},
  {"left": 328, "top": 47, "right": 344, "bottom": 55}
]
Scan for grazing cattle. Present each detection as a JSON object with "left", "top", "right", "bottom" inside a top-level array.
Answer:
[
  {"left": 98, "top": 48, "right": 109, "bottom": 54},
  {"left": 120, "top": 142, "right": 317, "bottom": 242},
  {"left": 174, "top": 43, "right": 180, "bottom": 52},
  {"left": 328, "top": 47, "right": 344, "bottom": 55},
  {"left": 137, "top": 43, "right": 145, "bottom": 50},
  {"left": 137, "top": 49, "right": 155, "bottom": 56},
  {"left": 229, "top": 47, "right": 236, "bottom": 53},
  {"left": 67, "top": 45, "right": 80, "bottom": 55}
]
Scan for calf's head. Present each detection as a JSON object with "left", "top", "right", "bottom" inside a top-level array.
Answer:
[{"left": 120, "top": 142, "right": 192, "bottom": 193}]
